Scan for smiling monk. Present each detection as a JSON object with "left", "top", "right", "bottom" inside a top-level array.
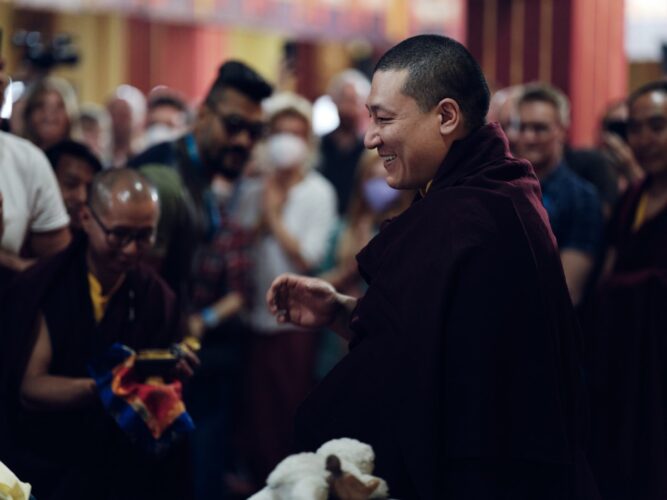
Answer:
[{"left": 267, "top": 35, "right": 598, "bottom": 499}]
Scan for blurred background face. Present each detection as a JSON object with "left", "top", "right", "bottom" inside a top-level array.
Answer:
[
  {"left": 29, "top": 90, "right": 70, "bottom": 149},
  {"left": 54, "top": 154, "right": 96, "bottom": 228},
  {"left": 197, "top": 88, "right": 264, "bottom": 180},
  {"left": 107, "top": 98, "right": 133, "bottom": 145},
  {"left": 497, "top": 98, "right": 520, "bottom": 154},
  {"left": 80, "top": 116, "right": 105, "bottom": 160},
  {"left": 334, "top": 82, "right": 363, "bottom": 131},
  {"left": 82, "top": 196, "right": 159, "bottom": 275},
  {"left": 628, "top": 90, "right": 667, "bottom": 177},
  {"left": 147, "top": 103, "right": 188, "bottom": 131},
  {"left": 270, "top": 112, "right": 309, "bottom": 140},
  {"left": 265, "top": 112, "right": 311, "bottom": 175},
  {"left": 517, "top": 100, "right": 565, "bottom": 173},
  {"left": 144, "top": 103, "right": 190, "bottom": 148}
]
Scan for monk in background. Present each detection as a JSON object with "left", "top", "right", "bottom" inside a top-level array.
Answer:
[{"left": 588, "top": 80, "right": 667, "bottom": 500}]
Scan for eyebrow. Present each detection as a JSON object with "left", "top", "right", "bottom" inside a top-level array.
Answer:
[{"left": 367, "top": 104, "right": 396, "bottom": 115}]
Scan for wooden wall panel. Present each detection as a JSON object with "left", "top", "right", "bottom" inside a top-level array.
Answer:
[{"left": 467, "top": 0, "right": 626, "bottom": 146}]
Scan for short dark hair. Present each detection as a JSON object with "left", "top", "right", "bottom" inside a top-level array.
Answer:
[
  {"left": 517, "top": 83, "right": 570, "bottom": 127},
  {"left": 148, "top": 94, "right": 188, "bottom": 113},
  {"left": 374, "top": 34, "right": 490, "bottom": 131},
  {"left": 627, "top": 80, "right": 667, "bottom": 109},
  {"left": 205, "top": 60, "right": 273, "bottom": 107},
  {"left": 45, "top": 140, "right": 103, "bottom": 174}
]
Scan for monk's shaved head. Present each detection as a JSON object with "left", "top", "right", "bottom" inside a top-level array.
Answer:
[{"left": 89, "top": 168, "right": 159, "bottom": 215}]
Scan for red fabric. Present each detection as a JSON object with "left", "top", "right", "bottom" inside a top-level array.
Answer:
[{"left": 111, "top": 356, "right": 187, "bottom": 439}]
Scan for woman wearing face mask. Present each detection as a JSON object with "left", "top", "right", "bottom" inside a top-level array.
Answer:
[
  {"left": 238, "top": 92, "right": 338, "bottom": 491},
  {"left": 319, "top": 149, "right": 414, "bottom": 297}
]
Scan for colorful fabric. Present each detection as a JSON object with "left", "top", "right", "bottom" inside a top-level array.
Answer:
[{"left": 89, "top": 343, "right": 194, "bottom": 454}]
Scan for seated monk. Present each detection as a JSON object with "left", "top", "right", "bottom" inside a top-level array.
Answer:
[{"left": 2, "top": 168, "right": 196, "bottom": 500}]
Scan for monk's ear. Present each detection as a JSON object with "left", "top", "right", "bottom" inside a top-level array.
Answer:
[{"left": 436, "top": 98, "right": 462, "bottom": 137}]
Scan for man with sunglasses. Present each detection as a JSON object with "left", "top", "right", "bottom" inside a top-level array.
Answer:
[
  {"left": 129, "top": 60, "right": 272, "bottom": 309},
  {"left": 129, "top": 61, "right": 271, "bottom": 499},
  {"left": 2, "top": 168, "right": 194, "bottom": 499}
]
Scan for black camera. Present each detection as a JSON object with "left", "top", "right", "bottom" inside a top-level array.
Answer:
[{"left": 13, "top": 30, "right": 79, "bottom": 71}]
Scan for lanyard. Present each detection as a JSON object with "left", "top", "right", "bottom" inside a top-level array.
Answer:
[
  {"left": 184, "top": 133, "right": 221, "bottom": 239},
  {"left": 184, "top": 133, "right": 203, "bottom": 171}
]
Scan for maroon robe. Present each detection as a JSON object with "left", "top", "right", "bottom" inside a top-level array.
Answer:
[
  {"left": 588, "top": 179, "right": 667, "bottom": 500},
  {"left": 1, "top": 236, "right": 190, "bottom": 500},
  {"left": 295, "top": 124, "right": 598, "bottom": 499}
]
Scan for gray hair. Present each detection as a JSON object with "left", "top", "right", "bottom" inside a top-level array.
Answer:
[
  {"left": 518, "top": 82, "right": 571, "bottom": 128},
  {"left": 327, "top": 69, "right": 371, "bottom": 103}
]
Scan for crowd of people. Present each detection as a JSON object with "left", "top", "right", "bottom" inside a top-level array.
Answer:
[{"left": 0, "top": 33, "right": 666, "bottom": 500}]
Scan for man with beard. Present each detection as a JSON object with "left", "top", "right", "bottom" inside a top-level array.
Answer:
[
  {"left": 129, "top": 61, "right": 271, "bottom": 499},
  {"left": 2, "top": 168, "right": 193, "bottom": 499},
  {"left": 128, "top": 61, "right": 272, "bottom": 307}
]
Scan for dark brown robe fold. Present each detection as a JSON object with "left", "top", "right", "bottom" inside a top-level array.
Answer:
[{"left": 295, "top": 123, "right": 598, "bottom": 499}]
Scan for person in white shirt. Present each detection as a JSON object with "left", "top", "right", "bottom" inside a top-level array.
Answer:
[
  {"left": 240, "top": 92, "right": 337, "bottom": 488},
  {"left": 0, "top": 131, "right": 71, "bottom": 272}
]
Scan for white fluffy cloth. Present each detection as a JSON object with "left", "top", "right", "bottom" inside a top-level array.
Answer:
[
  {"left": 0, "top": 461, "right": 31, "bottom": 500},
  {"left": 248, "top": 438, "right": 389, "bottom": 500},
  {"left": 316, "top": 438, "right": 375, "bottom": 475}
]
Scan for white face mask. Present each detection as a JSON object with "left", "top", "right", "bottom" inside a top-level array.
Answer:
[
  {"left": 265, "top": 133, "right": 309, "bottom": 170},
  {"left": 143, "top": 123, "right": 182, "bottom": 148}
]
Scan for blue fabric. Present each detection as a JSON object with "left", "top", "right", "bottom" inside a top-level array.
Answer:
[
  {"left": 541, "top": 162, "right": 604, "bottom": 255},
  {"left": 88, "top": 343, "right": 195, "bottom": 455}
]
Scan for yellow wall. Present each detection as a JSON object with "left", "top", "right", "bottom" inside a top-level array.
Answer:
[
  {"left": 0, "top": 4, "right": 19, "bottom": 70},
  {"left": 225, "top": 27, "right": 285, "bottom": 85},
  {"left": 53, "top": 12, "right": 127, "bottom": 104}
]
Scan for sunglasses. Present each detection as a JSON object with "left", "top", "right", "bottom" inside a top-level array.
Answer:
[
  {"left": 208, "top": 105, "right": 265, "bottom": 141},
  {"left": 89, "top": 206, "right": 155, "bottom": 249}
]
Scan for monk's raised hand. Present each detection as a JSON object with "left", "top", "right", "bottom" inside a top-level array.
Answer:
[{"left": 267, "top": 273, "right": 340, "bottom": 329}]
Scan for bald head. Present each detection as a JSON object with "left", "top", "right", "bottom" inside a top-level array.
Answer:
[
  {"left": 89, "top": 168, "right": 159, "bottom": 215},
  {"left": 82, "top": 168, "right": 160, "bottom": 280}
]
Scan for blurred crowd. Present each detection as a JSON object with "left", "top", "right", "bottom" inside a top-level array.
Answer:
[{"left": 0, "top": 50, "right": 666, "bottom": 500}]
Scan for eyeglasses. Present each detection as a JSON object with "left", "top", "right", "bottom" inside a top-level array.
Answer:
[
  {"left": 208, "top": 104, "right": 265, "bottom": 141},
  {"left": 88, "top": 206, "right": 156, "bottom": 249}
]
